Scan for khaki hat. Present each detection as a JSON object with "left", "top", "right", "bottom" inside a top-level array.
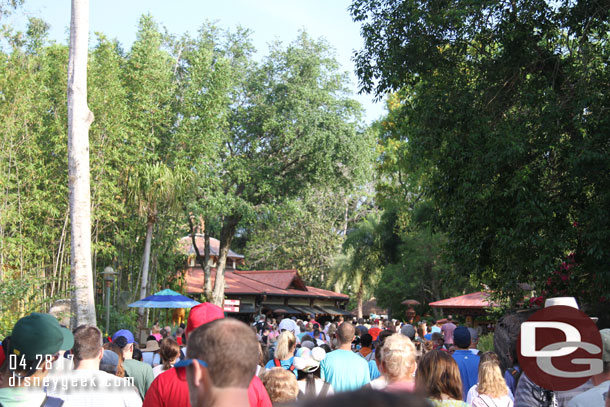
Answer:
[{"left": 140, "top": 340, "right": 160, "bottom": 352}]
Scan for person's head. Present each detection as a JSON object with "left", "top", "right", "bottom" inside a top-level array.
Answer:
[
  {"left": 161, "top": 326, "right": 171, "bottom": 339},
  {"left": 72, "top": 325, "right": 103, "bottom": 365},
  {"left": 477, "top": 352, "right": 508, "bottom": 398},
  {"left": 381, "top": 334, "right": 417, "bottom": 382},
  {"left": 262, "top": 367, "right": 299, "bottom": 405},
  {"left": 400, "top": 324, "right": 416, "bottom": 341},
  {"left": 159, "top": 337, "right": 181, "bottom": 371},
  {"left": 431, "top": 332, "right": 444, "bottom": 345},
  {"left": 132, "top": 347, "right": 143, "bottom": 361},
  {"left": 99, "top": 349, "right": 119, "bottom": 375},
  {"left": 361, "top": 333, "right": 373, "bottom": 348},
  {"left": 374, "top": 330, "right": 394, "bottom": 365},
  {"left": 453, "top": 326, "right": 471, "bottom": 349},
  {"left": 336, "top": 322, "right": 355, "bottom": 345},
  {"left": 448, "top": 315, "right": 453, "bottom": 322},
  {"left": 294, "top": 346, "right": 326, "bottom": 379},
  {"left": 186, "top": 303, "right": 225, "bottom": 339},
  {"left": 358, "top": 318, "right": 364, "bottom": 325},
  {"left": 416, "top": 350, "right": 462, "bottom": 401},
  {"left": 274, "top": 330, "right": 297, "bottom": 360},
  {"left": 181, "top": 318, "right": 259, "bottom": 407},
  {"left": 102, "top": 342, "right": 125, "bottom": 377},
  {"left": 5, "top": 313, "right": 74, "bottom": 384},
  {"left": 112, "top": 329, "right": 136, "bottom": 359},
  {"left": 468, "top": 328, "right": 479, "bottom": 349}
]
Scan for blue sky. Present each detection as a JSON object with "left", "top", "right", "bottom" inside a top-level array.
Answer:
[{"left": 11, "top": 0, "right": 386, "bottom": 124}]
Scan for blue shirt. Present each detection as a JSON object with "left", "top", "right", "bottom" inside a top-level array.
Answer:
[
  {"left": 265, "top": 357, "right": 297, "bottom": 377},
  {"left": 320, "top": 349, "right": 370, "bottom": 392},
  {"left": 452, "top": 349, "right": 479, "bottom": 400},
  {"left": 368, "top": 359, "right": 381, "bottom": 380}
]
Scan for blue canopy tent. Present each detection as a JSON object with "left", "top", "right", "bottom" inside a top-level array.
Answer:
[{"left": 128, "top": 288, "right": 200, "bottom": 308}]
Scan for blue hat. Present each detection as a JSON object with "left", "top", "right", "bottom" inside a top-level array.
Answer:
[
  {"left": 174, "top": 358, "right": 208, "bottom": 369},
  {"left": 400, "top": 324, "right": 416, "bottom": 340},
  {"left": 453, "top": 326, "right": 471, "bottom": 348},
  {"left": 112, "top": 329, "right": 135, "bottom": 345},
  {"left": 100, "top": 350, "right": 119, "bottom": 374}
]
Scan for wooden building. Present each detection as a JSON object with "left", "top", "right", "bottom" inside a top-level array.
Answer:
[{"left": 181, "top": 235, "right": 350, "bottom": 319}]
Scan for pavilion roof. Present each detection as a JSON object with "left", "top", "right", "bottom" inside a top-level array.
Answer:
[{"left": 429, "top": 291, "right": 499, "bottom": 309}]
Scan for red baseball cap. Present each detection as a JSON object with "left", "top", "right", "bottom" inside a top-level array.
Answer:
[
  {"left": 369, "top": 327, "right": 382, "bottom": 341},
  {"left": 186, "top": 303, "right": 224, "bottom": 338}
]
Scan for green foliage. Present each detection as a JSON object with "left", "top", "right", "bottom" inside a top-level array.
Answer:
[
  {"left": 95, "top": 303, "right": 138, "bottom": 337},
  {"left": 0, "top": 13, "right": 376, "bottom": 325},
  {"left": 243, "top": 187, "right": 374, "bottom": 285},
  {"left": 352, "top": 0, "right": 610, "bottom": 319},
  {"left": 477, "top": 334, "right": 494, "bottom": 353}
]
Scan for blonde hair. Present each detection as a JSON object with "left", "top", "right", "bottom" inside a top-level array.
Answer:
[
  {"left": 381, "top": 334, "right": 417, "bottom": 381},
  {"left": 262, "top": 367, "right": 299, "bottom": 404},
  {"left": 274, "top": 331, "right": 296, "bottom": 360},
  {"left": 477, "top": 352, "right": 508, "bottom": 398}
]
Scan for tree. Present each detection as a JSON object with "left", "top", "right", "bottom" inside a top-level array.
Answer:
[
  {"left": 351, "top": 0, "right": 610, "bottom": 317},
  {"left": 68, "top": 0, "right": 95, "bottom": 326},
  {"left": 130, "top": 163, "right": 187, "bottom": 319},
  {"left": 243, "top": 186, "right": 375, "bottom": 285},
  {"left": 206, "top": 32, "right": 375, "bottom": 306},
  {"left": 330, "top": 213, "right": 384, "bottom": 318}
]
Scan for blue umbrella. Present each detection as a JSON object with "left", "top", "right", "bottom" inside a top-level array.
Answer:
[{"left": 128, "top": 288, "right": 200, "bottom": 309}]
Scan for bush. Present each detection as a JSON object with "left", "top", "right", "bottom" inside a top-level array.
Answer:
[
  {"left": 96, "top": 304, "right": 138, "bottom": 336},
  {"left": 477, "top": 333, "right": 494, "bottom": 353}
]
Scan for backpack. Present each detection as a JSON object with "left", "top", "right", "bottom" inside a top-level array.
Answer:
[
  {"left": 273, "top": 358, "right": 295, "bottom": 372},
  {"left": 298, "top": 374, "right": 331, "bottom": 400},
  {"left": 507, "top": 366, "right": 522, "bottom": 387}
]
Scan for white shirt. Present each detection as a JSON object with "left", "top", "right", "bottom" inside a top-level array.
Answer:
[
  {"left": 152, "top": 364, "right": 172, "bottom": 378},
  {"left": 567, "top": 380, "right": 610, "bottom": 407},
  {"left": 46, "top": 369, "right": 142, "bottom": 407},
  {"left": 467, "top": 384, "right": 514, "bottom": 407},
  {"left": 297, "top": 377, "right": 334, "bottom": 397}
]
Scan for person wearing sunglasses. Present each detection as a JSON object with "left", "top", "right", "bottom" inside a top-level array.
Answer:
[{"left": 177, "top": 318, "right": 261, "bottom": 407}]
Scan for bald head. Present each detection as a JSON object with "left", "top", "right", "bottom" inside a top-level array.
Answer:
[
  {"left": 187, "top": 318, "right": 259, "bottom": 388},
  {"left": 337, "top": 322, "right": 356, "bottom": 345}
]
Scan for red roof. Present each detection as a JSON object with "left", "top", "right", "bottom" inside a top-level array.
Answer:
[
  {"left": 429, "top": 292, "right": 498, "bottom": 309},
  {"left": 185, "top": 268, "right": 348, "bottom": 300}
]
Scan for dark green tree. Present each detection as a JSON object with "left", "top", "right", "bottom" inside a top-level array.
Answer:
[
  {"left": 207, "top": 31, "right": 375, "bottom": 305},
  {"left": 351, "top": 0, "right": 610, "bottom": 317}
]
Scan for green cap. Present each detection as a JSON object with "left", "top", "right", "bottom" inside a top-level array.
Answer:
[{"left": 10, "top": 313, "right": 73, "bottom": 360}]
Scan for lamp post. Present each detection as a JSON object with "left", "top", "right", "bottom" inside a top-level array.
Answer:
[{"left": 102, "top": 266, "right": 117, "bottom": 335}]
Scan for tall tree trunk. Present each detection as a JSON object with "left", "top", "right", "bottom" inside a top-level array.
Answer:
[
  {"left": 68, "top": 0, "right": 96, "bottom": 327},
  {"left": 203, "top": 231, "right": 212, "bottom": 300},
  {"left": 211, "top": 215, "right": 240, "bottom": 306},
  {"left": 188, "top": 215, "right": 212, "bottom": 300},
  {"left": 356, "top": 280, "right": 364, "bottom": 319},
  {"left": 138, "top": 218, "right": 154, "bottom": 318}
]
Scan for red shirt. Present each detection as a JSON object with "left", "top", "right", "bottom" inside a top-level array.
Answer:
[{"left": 143, "top": 367, "right": 271, "bottom": 407}]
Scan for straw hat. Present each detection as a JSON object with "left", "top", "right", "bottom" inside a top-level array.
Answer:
[{"left": 140, "top": 339, "right": 160, "bottom": 352}]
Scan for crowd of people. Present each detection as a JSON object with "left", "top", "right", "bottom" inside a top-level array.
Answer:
[{"left": 0, "top": 297, "right": 608, "bottom": 407}]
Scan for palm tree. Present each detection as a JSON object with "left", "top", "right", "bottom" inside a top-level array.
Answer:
[
  {"left": 130, "top": 163, "right": 187, "bottom": 320},
  {"left": 330, "top": 213, "right": 384, "bottom": 319}
]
